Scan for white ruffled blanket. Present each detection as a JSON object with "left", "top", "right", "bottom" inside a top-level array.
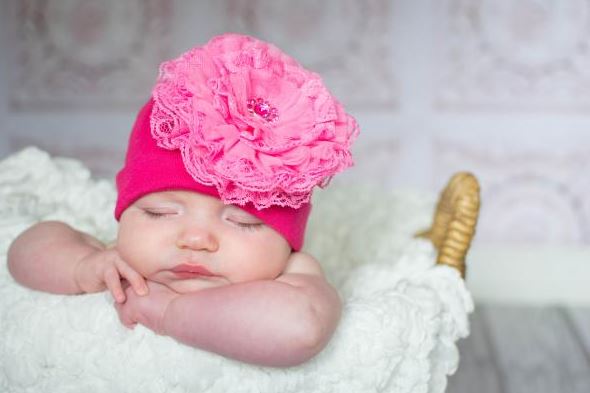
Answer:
[{"left": 0, "top": 148, "right": 473, "bottom": 393}]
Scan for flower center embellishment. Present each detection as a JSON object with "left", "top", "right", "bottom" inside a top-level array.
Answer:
[{"left": 247, "top": 98, "right": 279, "bottom": 123}]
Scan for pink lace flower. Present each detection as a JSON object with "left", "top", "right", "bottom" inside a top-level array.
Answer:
[{"left": 151, "top": 33, "right": 359, "bottom": 209}]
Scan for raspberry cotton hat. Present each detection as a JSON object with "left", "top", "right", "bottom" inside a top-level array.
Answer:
[{"left": 115, "top": 33, "right": 359, "bottom": 250}]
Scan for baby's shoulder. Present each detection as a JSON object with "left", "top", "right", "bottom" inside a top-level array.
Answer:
[{"left": 281, "top": 251, "right": 323, "bottom": 277}]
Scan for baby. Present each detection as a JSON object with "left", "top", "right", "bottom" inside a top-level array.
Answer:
[{"left": 7, "top": 34, "right": 358, "bottom": 367}]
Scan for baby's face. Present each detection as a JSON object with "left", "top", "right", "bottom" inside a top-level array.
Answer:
[{"left": 117, "top": 190, "right": 291, "bottom": 293}]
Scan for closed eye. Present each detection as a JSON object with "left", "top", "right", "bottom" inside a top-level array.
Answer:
[
  {"left": 224, "top": 206, "right": 264, "bottom": 231},
  {"left": 143, "top": 209, "right": 175, "bottom": 219},
  {"left": 232, "top": 221, "right": 263, "bottom": 229},
  {"left": 229, "top": 219, "right": 264, "bottom": 231}
]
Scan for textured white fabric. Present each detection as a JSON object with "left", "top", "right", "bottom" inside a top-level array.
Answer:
[{"left": 0, "top": 148, "right": 473, "bottom": 393}]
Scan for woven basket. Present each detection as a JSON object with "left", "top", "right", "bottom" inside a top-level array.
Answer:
[{"left": 416, "top": 172, "right": 481, "bottom": 278}]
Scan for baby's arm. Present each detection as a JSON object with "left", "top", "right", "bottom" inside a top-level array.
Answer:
[
  {"left": 117, "top": 252, "right": 341, "bottom": 367},
  {"left": 164, "top": 253, "right": 341, "bottom": 367},
  {"left": 7, "top": 221, "right": 146, "bottom": 301}
]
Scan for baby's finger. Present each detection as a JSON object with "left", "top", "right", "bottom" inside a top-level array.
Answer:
[
  {"left": 116, "top": 260, "right": 148, "bottom": 296},
  {"left": 104, "top": 267, "right": 126, "bottom": 303}
]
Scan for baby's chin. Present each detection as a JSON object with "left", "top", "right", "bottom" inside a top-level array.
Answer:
[{"left": 164, "top": 277, "right": 231, "bottom": 294}]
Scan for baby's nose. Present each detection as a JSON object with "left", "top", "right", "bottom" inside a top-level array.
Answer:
[{"left": 176, "top": 226, "right": 219, "bottom": 252}]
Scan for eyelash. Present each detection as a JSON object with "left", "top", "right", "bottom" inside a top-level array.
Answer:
[
  {"left": 232, "top": 221, "right": 263, "bottom": 231},
  {"left": 143, "top": 210, "right": 169, "bottom": 219}
]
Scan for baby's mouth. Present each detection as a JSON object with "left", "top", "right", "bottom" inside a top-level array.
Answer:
[{"left": 169, "top": 263, "right": 221, "bottom": 279}]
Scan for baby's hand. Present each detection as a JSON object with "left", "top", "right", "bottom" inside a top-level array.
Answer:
[
  {"left": 74, "top": 247, "right": 147, "bottom": 303},
  {"left": 115, "top": 280, "right": 180, "bottom": 334}
]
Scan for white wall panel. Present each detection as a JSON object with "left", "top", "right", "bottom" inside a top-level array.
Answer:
[
  {"left": 9, "top": 0, "right": 172, "bottom": 110},
  {"left": 435, "top": 0, "right": 590, "bottom": 110}
]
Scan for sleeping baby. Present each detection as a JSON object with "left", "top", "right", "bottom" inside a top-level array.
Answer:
[{"left": 6, "top": 33, "right": 359, "bottom": 367}]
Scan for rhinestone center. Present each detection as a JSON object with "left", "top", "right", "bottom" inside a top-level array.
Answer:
[{"left": 247, "top": 98, "right": 279, "bottom": 123}]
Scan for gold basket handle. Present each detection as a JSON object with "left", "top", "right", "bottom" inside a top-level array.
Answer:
[{"left": 416, "top": 172, "right": 481, "bottom": 278}]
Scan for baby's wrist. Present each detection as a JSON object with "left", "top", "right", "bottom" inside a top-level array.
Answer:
[
  {"left": 72, "top": 257, "right": 87, "bottom": 294},
  {"left": 156, "top": 291, "right": 181, "bottom": 336},
  {"left": 71, "top": 247, "right": 101, "bottom": 294}
]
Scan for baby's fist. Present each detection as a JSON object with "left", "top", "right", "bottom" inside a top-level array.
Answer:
[{"left": 115, "top": 280, "right": 179, "bottom": 335}]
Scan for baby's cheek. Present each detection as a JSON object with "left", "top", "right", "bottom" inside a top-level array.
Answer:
[
  {"left": 267, "top": 244, "right": 292, "bottom": 277},
  {"left": 259, "top": 252, "right": 292, "bottom": 280},
  {"left": 118, "top": 228, "right": 157, "bottom": 264},
  {"left": 116, "top": 241, "right": 148, "bottom": 275}
]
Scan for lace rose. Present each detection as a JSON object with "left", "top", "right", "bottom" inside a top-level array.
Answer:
[{"left": 151, "top": 33, "right": 359, "bottom": 209}]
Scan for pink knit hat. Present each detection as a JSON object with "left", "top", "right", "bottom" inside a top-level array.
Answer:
[{"left": 115, "top": 33, "right": 359, "bottom": 250}]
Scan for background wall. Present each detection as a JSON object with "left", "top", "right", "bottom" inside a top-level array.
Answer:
[{"left": 1, "top": 0, "right": 589, "bottom": 304}]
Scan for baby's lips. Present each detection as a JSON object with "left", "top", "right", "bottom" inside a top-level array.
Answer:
[{"left": 170, "top": 263, "right": 219, "bottom": 277}]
